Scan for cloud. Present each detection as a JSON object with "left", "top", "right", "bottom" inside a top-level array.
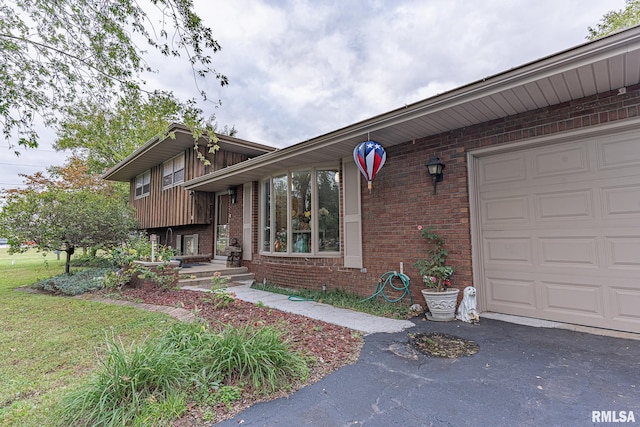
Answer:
[{"left": 0, "top": 0, "right": 625, "bottom": 189}]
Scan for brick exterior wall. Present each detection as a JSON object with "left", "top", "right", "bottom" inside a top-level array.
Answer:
[
  {"left": 148, "top": 223, "right": 214, "bottom": 256},
  {"left": 231, "top": 85, "right": 640, "bottom": 304}
]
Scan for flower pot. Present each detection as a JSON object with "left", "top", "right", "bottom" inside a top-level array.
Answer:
[{"left": 421, "top": 288, "right": 460, "bottom": 322}]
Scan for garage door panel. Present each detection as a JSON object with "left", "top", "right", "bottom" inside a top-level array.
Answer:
[
  {"left": 539, "top": 237, "right": 599, "bottom": 268},
  {"left": 484, "top": 237, "right": 533, "bottom": 265},
  {"left": 597, "top": 134, "right": 640, "bottom": 170},
  {"left": 601, "top": 184, "right": 640, "bottom": 218},
  {"left": 481, "top": 195, "right": 529, "bottom": 225},
  {"left": 486, "top": 275, "right": 537, "bottom": 311},
  {"left": 541, "top": 280, "right": 605, "bottom": 317},
  {"left": 534, "top": 189, "right": 595, "bottom": 221},
  {"left": 479, "top": 152, "right": 526, "bottom": 186},
  {"left": 611, "top": 285, "right": 640, "bottom": 323},
  {"left": 605, "top": 236, "right": 640, "bottom": 270},
  {"left": 532, "top": 143, "right": 590, "bottom": 178}
]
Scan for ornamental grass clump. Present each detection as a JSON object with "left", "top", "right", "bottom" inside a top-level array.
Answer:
[{"left": 57, "top": 320, "right": 309, "bottom": 426}]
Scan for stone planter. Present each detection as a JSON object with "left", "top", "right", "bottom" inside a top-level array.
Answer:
[{"left": 421, "top": 288, "right": 460, "bottom": 322}]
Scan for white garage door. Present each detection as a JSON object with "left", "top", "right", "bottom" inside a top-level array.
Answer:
[{"left": 475, "top": 130, "right": 640, "bottom": 333}]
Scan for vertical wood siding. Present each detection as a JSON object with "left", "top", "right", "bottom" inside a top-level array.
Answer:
[{"left": 131, "top": 147, "right": 249, "bottom": 228}]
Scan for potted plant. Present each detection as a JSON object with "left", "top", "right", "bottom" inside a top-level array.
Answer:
[{"left": 413, "top": 225, "right": 459, "bottom": 321}]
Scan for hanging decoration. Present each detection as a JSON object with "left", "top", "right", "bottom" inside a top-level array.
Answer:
[{"left": 353, "top": 140, "right": 387, "bottom": 192}]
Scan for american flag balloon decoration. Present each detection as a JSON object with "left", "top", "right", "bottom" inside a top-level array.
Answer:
[{"left": 353, "top": 140, "right": 386, "bottom": 192}]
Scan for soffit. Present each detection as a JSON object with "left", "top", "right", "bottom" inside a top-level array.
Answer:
[{"left": 102, "top": 124, "right": 276, "bottom": 182}]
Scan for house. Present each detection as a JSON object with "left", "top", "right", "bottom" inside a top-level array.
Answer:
[
  {"left": 107, "top": 28, "right": 640, "bottom": 334},
  {"left": 103, "top": 123, "right": 276, "bottom": 262}
]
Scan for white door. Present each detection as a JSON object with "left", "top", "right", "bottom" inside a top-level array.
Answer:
[{"left": 472, "top": 130, "right": 640, "bottom": 333}]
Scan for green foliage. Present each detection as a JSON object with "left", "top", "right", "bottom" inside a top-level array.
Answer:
[
  {"left": 31, "top": 268, "right": 112, "bottom": 296},
  {"left": 69, "top": 254, "right": 114, "bottom": 268},
  {"left": 413, "top": 226, "right": 454, "bottom": 292},
  {"left": 587, "top": 0, "right": 640, "bottom": 40},
  {"left": 0, "top": 179, "right": 138, "bottom": 274},
  {"left": 206, "top": 288, "right": 236, "bottom": 309},
  {"left": 210, "top": 324, "right": 309, "bottom": 394},
  {"left": 211, "top": 271, "right": 231, "bottom": 289},
  {"left": 0, "top": 251, "right": 174, "bottom": 427},
  {"left": 58, "top": 336, "right": 193, "bottom": 427},
  {"left": 252, "top": 283, "right": 413, "bottom": 319},
  {"left": 0, "top": 0, "right": 227, "bottom": 153},
  {"left": 55, "top": 91, "right": 219, "bottom": 174},
  {"left": 108, "top": 232, "right": 177, "bottom": 266},
  {"left": 58, "top": 320, "right": 309, "bottom": 426}
]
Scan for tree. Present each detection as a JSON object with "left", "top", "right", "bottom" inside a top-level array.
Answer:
[
  {"left": 55, "top": 91, "right": 204, "bottom": 174},
  {"left": 0, "top": 0, "right": 226, "bottom": 154},
  {"left": 0, "top": 160, "right": 137, "bottom": 273},
  {"left": 587, "top": 0, "right": 640, "bottom": 40}
]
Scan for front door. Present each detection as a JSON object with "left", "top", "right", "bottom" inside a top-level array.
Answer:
[{"left": 214, "top": 193, "right": 230, "bottom": 260}]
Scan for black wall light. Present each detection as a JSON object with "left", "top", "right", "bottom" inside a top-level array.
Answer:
[
  {"left": 426, "top": 156, "right": 445, "bottom": 194},
  {"left": 227, "top": 186, "right": 238, "bottom": 204}
]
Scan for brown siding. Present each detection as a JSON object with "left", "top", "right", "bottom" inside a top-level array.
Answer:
[
  {"left": 234, "top": 84, "right": 640, "bottom": 304},
  {"left": 131, "top": 146, "right": 250, "bottom": 229}
]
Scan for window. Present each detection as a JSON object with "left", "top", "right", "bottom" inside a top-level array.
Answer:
[
  {"left": 162, "top": 153, "right": 185, "bottom": 188},
  {"left": 261, "top": 167, "right": 340, "bottom": 255},
  {"left": 135, "top": 170, "right": 150, "bottom": 198}
]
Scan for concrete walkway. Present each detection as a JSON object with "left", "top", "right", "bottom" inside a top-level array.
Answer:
[{"left": 181, "top": 283, "right": 415, "bottom": 335}]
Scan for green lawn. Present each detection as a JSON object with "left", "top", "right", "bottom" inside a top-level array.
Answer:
[{"left": 0, "top": 248, "right": 176, "bottom": 426}]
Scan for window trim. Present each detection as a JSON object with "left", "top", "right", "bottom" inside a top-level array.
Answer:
[
  {"left": 134, "top": 170, "right": 151, "bottom": 199},
  {"left": 162, "top": 152, "right": 185, "bottom": 189},
  {"left": 259, "top": 164, "right": 341, "bottom": 257}
]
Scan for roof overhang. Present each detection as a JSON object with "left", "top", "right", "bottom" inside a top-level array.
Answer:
[
  {"left": 103, "top": 123, "right": 276, "bottom": 182},
  {"left": 183, "top": 26, "right": 640, "bottom": 192}
]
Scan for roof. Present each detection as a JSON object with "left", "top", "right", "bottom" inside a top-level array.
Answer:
[
  {"left": 183, "top": 26, "right": 640, "bottom": 193},
  {"left": 103, "top": 123, "right": 277, "bottom": 182}
]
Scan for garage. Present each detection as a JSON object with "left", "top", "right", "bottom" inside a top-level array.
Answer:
[{"left": 472, "top": 126, "right": 640, "bottom": 333}]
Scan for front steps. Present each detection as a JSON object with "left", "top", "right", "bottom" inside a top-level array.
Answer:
[{"left": 177, "top": 262, "right": 255, "bottom": 290}]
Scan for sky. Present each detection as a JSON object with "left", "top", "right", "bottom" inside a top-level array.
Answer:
[{"left": 0, "top": 0, "right": 625, "bottom": 190}]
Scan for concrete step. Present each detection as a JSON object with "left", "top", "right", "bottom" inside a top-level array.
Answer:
[
  {"left": 178, "top": 273, "right": 255, "bottom": 289},
  {"left": 177, "top": 262, "right": 255, "bottom": 290},
  {"left": 178, "top": 265, "right": 248, "bottom": 278}
]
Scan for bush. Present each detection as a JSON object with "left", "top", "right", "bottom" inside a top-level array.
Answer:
[
  {"left": 109, "top": 232, "right": 176, "bottom": 267},
  {"left": 32, "top": 268, "right": 112, "bottom": 295},
  {"left": 57, "top": 321, "right": 309, "bottom": 426}
]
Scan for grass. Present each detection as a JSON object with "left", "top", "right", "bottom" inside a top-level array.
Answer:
[
  {"left": 0, "top": 248, "right": 176, "bottom": 426},
  {"left": 58, "top": 321, "right": 308, "bottom": 426},
  {"left": 251, "top": 282, "right": 414, "bottom": 319}
]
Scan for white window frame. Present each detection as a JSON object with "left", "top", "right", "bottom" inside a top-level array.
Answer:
[
  {"left": 259, "top": 164, "right": 341, "bottom": 257},
  {"left": 134, "top": 170, "right": 151, "bottom": 199},
  {"left": 162, "top": 153, "right": 185, "bottom": 189}
]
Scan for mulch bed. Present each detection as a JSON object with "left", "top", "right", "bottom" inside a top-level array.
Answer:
[{"left": 103, "top": 284, "right": 364, "bottom": 425}]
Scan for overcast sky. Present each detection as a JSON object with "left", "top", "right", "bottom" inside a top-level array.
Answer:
[{"left": 0, "top": 0, "right": 625, "bottom": 189}]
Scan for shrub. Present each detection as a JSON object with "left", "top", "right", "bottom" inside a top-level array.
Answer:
[
  {"left": 32, "top": 268, "right": 112, "bottom": 295},
  {"left": 58, "top": 335, "right": 193, "bottom": 427},
  {"left": 109, "top": 232, "right": 177, "bottom": 267},
  {"left": 57, "top": 321, "right": 309, "bottom": 426},
  {"left": 210, "top": 324, "right": 309, "bottom": 394}
]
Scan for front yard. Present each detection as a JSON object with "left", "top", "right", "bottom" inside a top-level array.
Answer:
[{"left": 0, "top": 250, "right": 363, "bottom": 426}]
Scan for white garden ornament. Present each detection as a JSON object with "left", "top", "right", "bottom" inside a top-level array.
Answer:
[{"left": 456, "top": 286, "right": 480, "bottom": 323}]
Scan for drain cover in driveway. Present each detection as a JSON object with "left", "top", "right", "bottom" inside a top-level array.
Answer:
[{"left": 409, "top": 332, "right": 479, "bottom": 358}]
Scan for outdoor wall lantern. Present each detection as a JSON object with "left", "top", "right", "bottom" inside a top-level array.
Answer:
[
  {"left": 426, "top": 156, "right": 445, "bottom": 195},
  {"left": 227, "top": 186, "right": 238, "bottom": 204}
]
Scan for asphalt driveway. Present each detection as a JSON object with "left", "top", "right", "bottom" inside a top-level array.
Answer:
[{"left": 215, "top": 317, "right": 640, "bottom": 427}]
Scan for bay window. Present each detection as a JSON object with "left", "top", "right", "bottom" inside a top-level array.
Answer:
[{"left": 261, "top": 166, "right": 340, "bottom": 255}]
